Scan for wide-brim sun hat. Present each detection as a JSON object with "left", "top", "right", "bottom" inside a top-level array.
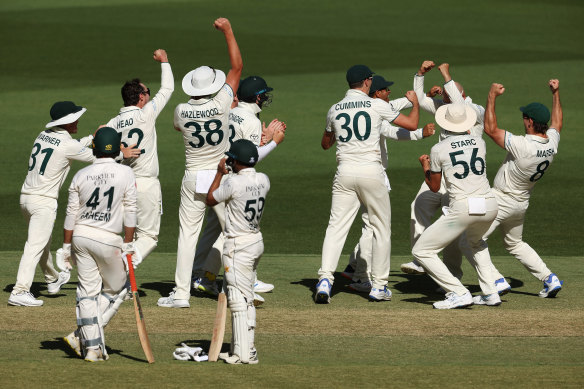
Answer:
[
  {"left": 182, "top": 66, "right": 226, "bottom": 97},
  {"left": 435, "top": 104, "right": 477, "bottom": 133},
  {"left": 45, "top": 101, "right": 87, "bottom": 128}
]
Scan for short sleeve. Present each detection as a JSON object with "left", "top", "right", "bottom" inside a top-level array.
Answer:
[
  {"left": 212, "top": 176, "right": 233, "bottom": 204},
  {"left": 373, "top": 99, "right": 400, "bottom": 123},
  {"left": 504, "top": 132, "right": 526, "bottom": 159},
  {"left": 430, "top": 144, "right": 442, "bottom": 173},
  {"left": 546, "top": 128, "right": 560, "bottom": 150},
  {"left": 215, "top": 84, "right": 234, "bottom": 113},
  {"left": 325, "top": 106, "right": 334, "bottom": 133}
]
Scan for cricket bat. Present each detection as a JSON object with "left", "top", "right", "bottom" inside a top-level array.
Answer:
[
  {"left": 208, "top": 292, "right": 227, "bottom": 362},
  {"left": 126, "top": 254, "right": 155, "bottom": 364}
]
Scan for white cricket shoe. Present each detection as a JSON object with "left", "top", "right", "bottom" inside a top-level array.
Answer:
[
  {"left": 193, "top": 277, "right": 219, "bottom": 296},
  {"left": 348, "top": 280, "right": 372, "bottom": 293},
  {"left": 495, "top": 277, "right": 511, "bottom": 295},
  {"left": 433, "top": 291, "right": 473, "bottom": 309},
  {"left": 314, "top": 278, "right": 332, "bottom": 304},
  {"left": 63, "top": 331, "right": 82, "bottom": 357},
  {"left": 8, "top": 291, "right": 44, "bottom": 307},
  {"left": 401, "top": 261, "right": 425, "bottom": 274},
  {"left": 157, "top": 291, "right": 190, "bottom": 308},
  {"left": 253, "top": 280, "right": 274, "bottom": 293},
  {"left": 84, "top": 348, "right": 108, "bottom": 362},
  {"left": 472, "top": 293, "right": 502, "bottom": 306},
  {"left": 253, "top": 292, "right": 265, "bottom": 306},
  {"left": 539, "top": 273, "right": 563, "bottom": 298},
  {"left": 369, "top": 286, "right": 392, "bottom": 302},
  {"left": 47, "top": 271, "right": 71, "bottom": 294},
  {"left": 221, "top": 350, "right": 259, "bottom": 365}
]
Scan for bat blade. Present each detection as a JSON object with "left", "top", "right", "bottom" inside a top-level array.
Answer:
[
  {"left": 127, "top": 254, "right": 155, "bottom": 364},
  {"left": 208, "top": 292, "right": 227, "bottom": 362}
]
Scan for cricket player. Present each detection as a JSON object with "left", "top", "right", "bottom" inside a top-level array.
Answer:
[
  {"left": 401, "top": 61, "right": 485, "bottom": 283},
  {"left": 192, "top": 75, "right": 285, "bottom": 298},
  {"left": 158, "top": 17, "right": 242, "bottom": 308},
  {"left": 61, "top": 126, "right": 137, "bottom": 362},
  {"left": 412, "top": 104, "right": 499, "bottom": 309},
  {"left": 207, "top": 139, "right": 270, "bottom": 364},
  {"left": 316, "top": 65, "right": 420, "bottom": 303},
  {"left": 341, "top": 75, "right": 435, "bottom": 292},
  {"left": 106, "top": 49, "right": 174, "bottom": 267},
  {"left": 477, "top": 80, "right": 563, "bottom": 299},
  {"left": 9, "top": 101, "right": 139, "bottom": 307}
]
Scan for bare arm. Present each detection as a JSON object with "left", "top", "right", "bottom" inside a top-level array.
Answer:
[
  {"left": 206, "top": 158, "right": 229, "bottom": 206},
  {"left": 392, "top": 90, "right": 419, "bottom": 130},
  {"left": 419, "top": 154, "right": 441, "bottom": 192},
  {"left": 123, "top": 227, "right": 136, "bottom": 243},
  {"left": 321, "top": 130, "right": 335, "bottom": 150},
  {"left": 214, "top": 18, "right": 243, "bottom": 95},
  {"left": 549, "top": 79, "right": 562, "bottom": 132},
  {"left": 484, "top": 83, "right": 506, "bottom": 149},
  {"left": 63, "top": 229, "right": 73, "bottom": 244},
  {"left": 438, "top": 63, "right": 452, "bottom": 83}
]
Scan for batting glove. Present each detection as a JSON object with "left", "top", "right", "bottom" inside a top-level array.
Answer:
[{"left": 173, "top": 343, "right": 208, "bottom": 362}]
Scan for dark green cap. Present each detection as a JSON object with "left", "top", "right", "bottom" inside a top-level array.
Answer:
[
  {"left": 226, "top": 139, "right": 258, "bottom": 166},
  {"left": 346, "top": 65, "right": 374, "bottom": 84},
  {"left": 93, "top": 127, "right": 121, "bottom": 155},
  {"left": 238, "top": 76, "right": 273, "bottom": 101},
  {"left": 520, "top": 102, "right": 550, "bottom": 125},
  {"left": 369, "top": 75, "right": 394, "bottom": 96},
  {"left": 50, "top": 101, "right": 83, "bottom": 121}
]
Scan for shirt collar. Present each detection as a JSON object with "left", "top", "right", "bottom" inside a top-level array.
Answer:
[
  {"left": 237, "top": 167, "right": 256, "bottom": 174},
  {"left": 188, "top": 97, "right": 212, "bottom": 106},
  {"left": 526, "top": 134, "right": 549, "bottom": 144},
  {"left": 46, "top": 128, "right": 72, "bottom": 139},
  {"left": 120, "top": 106, "right": 140, "bottom": 114},
  {"left": 93, "top": 158, "right": 117, "bottom": 165},
  {"left": 237, "top": 101, "right": 262, "bottom": 115},
  {"left": 345, "top": 89, "right": 369, "bottom": 98}
]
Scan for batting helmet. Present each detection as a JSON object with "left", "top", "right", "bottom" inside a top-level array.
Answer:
[{"left": 225, "top": 139, "right": 258, "bottom": 167}]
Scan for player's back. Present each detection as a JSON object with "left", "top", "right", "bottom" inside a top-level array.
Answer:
[
  {"left": 493, "top": 129, "right": 559, "bottom": 201},
  {"left": 21, "top": 129, "right": 93, "bottom": 199},
  {"left": 229, "top": 102, "right": 261, "bottom": 146},
  {"left": 68, "top": 160, "right": 136, "bottom": 235},
  {"left": 327, "top": 90, "right": 396, "bottom": 166},
  {"left": 431, "top": 134, "right": 492, "bottom": 202},
  {"left": 174, "top": 85, "right": 233, "bottom": 171}
]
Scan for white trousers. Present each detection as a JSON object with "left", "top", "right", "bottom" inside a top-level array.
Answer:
[
  {"left": 348, "top": 206, "right": 372, "bottom": 282},
  {"left": 319, "top": 166, "right": 391, "bottom": 289},
  {"left": 410, "top": 181, "right": 467, "bottom": 278},
  {"left": 134, "top": 176, "right": 162, "bottom": 261},
  {"left": 73, "top": 225, "right": 125, "bottom": 351},
  {"left": 192, "top": 207, "right": 224, "bottom": 278},
  {"left": 412, "top": 197, "right": 499, "bottom": 296},
  {"left": 482, "top": 189, "right": 552, "bottom": 281},
  {"left": 14, "top": 194, "right": 59, "bottom": 293},
  {"left": 174, "top": 172, "right": 225, "bottom": 300}
]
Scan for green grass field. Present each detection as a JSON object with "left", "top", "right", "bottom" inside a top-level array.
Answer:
[{"left": 1, "top": 0, "right": 583, "bottom": 387}]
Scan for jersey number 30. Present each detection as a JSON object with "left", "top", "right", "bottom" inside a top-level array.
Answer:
[{"left": 335, "top": 111, "right": 371, "bottom": 142}]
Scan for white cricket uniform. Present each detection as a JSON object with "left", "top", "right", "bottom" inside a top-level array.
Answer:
[
  {"left": 106, "top": 62, "right": 174, "bottom": 261},
  {"left": 481, "top": 129, "right": 560, "bottom": 281},
  {"left": 212, "top": 167, "right": 270, "bottom": 356},
  {"left": 412, "top": 134, "right": 498, "bottom": 296},
  {"left": 172, "top": 84, "right": 233, "bottom": 301},
  {"left": 64, "top": 158, "right": 137, "bottom": 354},
  {"left": 410, "top": 75, "right": 485, "bottom": 273},
  {"left": 318, "top": 89, "right": 400, "bottom": 289},
  {"left": 13, "top": 129, "right": 94, "bottom": 294},
  {"left": 349, "top": 122, "right": 424, "bottom": 282}
]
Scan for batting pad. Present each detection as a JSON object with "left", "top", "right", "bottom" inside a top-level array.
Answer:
[{"left": 227, "top": 286, "right": 249, "bottom": 363}]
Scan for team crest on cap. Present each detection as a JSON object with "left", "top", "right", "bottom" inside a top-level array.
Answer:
[
  {"left": 249, "top": 157, "right": 256, "bottom": 164},
  {"left": 106, "top": 144, "right": 112, "bottom": 151}
]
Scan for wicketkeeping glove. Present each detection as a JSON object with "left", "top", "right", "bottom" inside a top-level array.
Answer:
[{"left": 173, "top": 343, "right": 208, "bottom": 362}]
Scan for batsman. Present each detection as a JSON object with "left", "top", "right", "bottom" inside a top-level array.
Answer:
[{"left": 206, "top": 139, "right": 270, "bottom": 364}]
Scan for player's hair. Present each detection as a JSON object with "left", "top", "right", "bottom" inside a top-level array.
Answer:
[
  {"left": 349, "top": 80, "right": 366, "bottom": 89},
  {"left": 122, "top": 78, "right": 144, "bottom": 107},
  {"left": 533, "top": 121, "right": 549, "bottom": 135},
  {"left": 93, "top": 150, "right": 117, "bottom": 159}
]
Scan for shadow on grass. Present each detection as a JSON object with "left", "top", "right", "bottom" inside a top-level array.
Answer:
[
  {"left": 292, "top": 272, "right": 371, "bottom": 300},
  {"left": 40, "top": 337, "right": 148, "bottom": 362}
]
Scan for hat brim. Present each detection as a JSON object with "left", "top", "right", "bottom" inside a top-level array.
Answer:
[
  {"left": 371, "top": 80, "right": 394, "bottom": 93},
  {"left": 435, "top": 104, "right": 477, "bottom": 133},
  {"left": 45, "top": 107, "right": 86, "bottom": 128},
  {"left": 182, "top": 69, "right": 226, "bottom": 97}
]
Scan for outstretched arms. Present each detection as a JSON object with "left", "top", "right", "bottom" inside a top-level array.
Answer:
[
  {"left": 484, "top": 83, "right": 506, "bottom": 149},
  {"left": 214, "top": 18, "right": 243, "bottom": 95},
  {"left": 549, "top": 79, "right": 562, "bottom": 133}
]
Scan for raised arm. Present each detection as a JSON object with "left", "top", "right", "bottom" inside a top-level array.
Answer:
[
  {"left": 419, "top": 154, "right": 441, "bottom": 192},
  {"left": 484, "top": 83, "right": 506, "bottom": 149},
  {"left": 214, "top": 18, "right": 243, "bottom": 95},
  {"left": 150, "top": 49, "right": 174, "bottom": 113},
  {"left": 414, "top": 60, "right": 442, "bottom": 114},
  {"left": 549, "top": 79, "right": 562, "bottom": 133},
  {"left": 392, "top": 90, "right": 419, "bottom": 131}
]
